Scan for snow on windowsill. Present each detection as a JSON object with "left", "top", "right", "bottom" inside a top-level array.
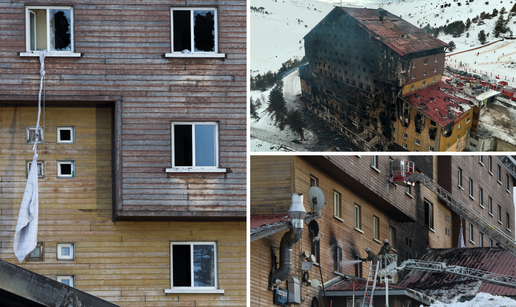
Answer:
[
  {"left": 166, "top": 167, "right": 227, "bottom": 173},
  {"left": 164, "top": 288, "right": 225, "bottom": 294},
  {"left": 165, "top": 52, "right": 226, "bottom": 58},
  {"left": 20, "top": 51, "right": 82, "bottom": 57}
]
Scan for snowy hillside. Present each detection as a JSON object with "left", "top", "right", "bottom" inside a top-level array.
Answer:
[
  {"left": 428, "top": 292, "right": 516, "bottom": 306},
  {"left": 251, "top": 0, "right": 516, "bottom": 76}
]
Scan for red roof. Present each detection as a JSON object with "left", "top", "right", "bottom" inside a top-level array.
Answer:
[
  {"left": 327, "top": 278, "right": 405, "bottom": 291},
  {"left": 398, "top": 248, "right": 516, "bottom": 296},
  {"left": 402, "top": 82, "right": 475, "bottom": 127},
  {"left": 250, "top": 214, "right": 290, "bottom": 231},
  {"left": 340, "top": 8, "right": 448, "bottom": 57}
]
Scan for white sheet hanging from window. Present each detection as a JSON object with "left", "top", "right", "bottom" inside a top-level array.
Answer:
[
  {"left": 13, "top": 153, "right": 40, "bottom": 263},
  {"left": 13, "top": 49, "right": 46, "bottom": 263}
]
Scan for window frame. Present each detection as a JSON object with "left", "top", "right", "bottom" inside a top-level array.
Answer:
[
  {"left": 57, "top": 126, "right": 75, "bottom": 144},
  {"left": 166, "top": 241, "right": 224, "bottom": 294},
  {"left": 26, "top": 242, "right": 44, "bottom": 262},
  {"left": 57, "top": 275, "right": 74, "bottom": 287},
  {"left": 373, "top": 215, "right": 380, "bottom": 241},
  {"left": 333, "top": 190, "right": 342, "bottom": 219},
  {"left": 57, "top": 242, "right": 75, "bottom": 260},
  {"left": 57, "top": 160, "right": 75, "bottom": 178},
  {"left": 22, "top": 6, "right": 81, "bottom": 57},
  {"left": 26, "top": 126, "right": 44, "bottom": 144},
  {"left": 354, "top": 204, "right": 362, "bottom": 231},
  {"left": 469, "top": 223, "right": 474, "bottom": 244},
  {"left": 424, "top": 199, "right": 434, "bottom": 230},
  {"left": 488, "top": 196, "right": 493, "bottom": 216},
  {"left": 27, "top": 160, "right": 45, "bottom": 179},
  {"left": 468, "top": 178, "right": 474, "bottom": 199},
  {"left": 166, "top": 7, "right": 225, "bottom": 58},
  {"left": 458, "top": 168, "right": 462, "bottom": 188},
  {"left": 479, "top": 187, "right": 484, "bottom": 208},
  {"left": 390, "top": 227, "right": 397, "bottom": 250},
  {"left": 167, "top": 122, "right": 225, "bottom": 173}
]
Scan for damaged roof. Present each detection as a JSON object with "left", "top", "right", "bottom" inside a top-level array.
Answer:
[
  {"left": 250, "top": 212, "right": 321, "bottom": 241},
  {"left": 327, "top": 278, "right": 405, "bottom": 291},
  {"left": 340, "top": 7, "right": 448, "bottom": 57},
  {"left": 402, "top": 82, "right": 476, "bottom": 127},
  {"left": 398, "top": 248, "right": 516, "bottom": 297}
]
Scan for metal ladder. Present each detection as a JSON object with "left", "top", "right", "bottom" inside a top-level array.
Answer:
[
  {"left": 408, "top": 172, "right": 516, "bottom": 257},
  {"left": 361, "top": 260, "right": 380, "bottom": 307}
]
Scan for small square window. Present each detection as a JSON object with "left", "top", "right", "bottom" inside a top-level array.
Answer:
[
  {"left": 422, "top": 80, "right": 426, "bottom": 86},
  {"left": 24, "top": 7, "right": 79, "bottom": 57},
  {"left": 27, "top": 160, "right": 44, "bottom": 178},
  {"left": 57, "top": 243, "right": 75, "bottom": 260},
  {"left": 57, "top": 160, "right": 75, "bottom": 178},
  {"left": 57, "top": 126, "right": 75, "bottom": 144},
  {"left": 167, "top": 8, "right": 224, "bottom": 58},
  {"left": 26, "top": 242, "right": 44, "bottom": 262},
  {"left": 26, "top": 126, "right": 44, "bottom": 144},
  {"left": 403, "top": 133, "right": 408, "bottom": 139},
  {"left": 168, "top": 122, "right": 225, "bottom": 172},
  {"left": 57, "top": 275, "right": 74, "bottom": 287},
  {"left": 403, "top": 143, "right": 407, "bottom": 149},
  {"left": 429, "top": 146, "right": 434, "bottom": 152},
  {"left": 415, "top": 139, "right": 420, "bottom": 146}
]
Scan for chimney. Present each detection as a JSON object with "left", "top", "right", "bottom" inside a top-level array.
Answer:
[{"left": 379, "top": 8, "right": 387, "bottom": 21}]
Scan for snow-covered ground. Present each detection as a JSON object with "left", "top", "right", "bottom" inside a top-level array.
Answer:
[{"left": 427, "top": 292, "right": 516, "bottom": 307}]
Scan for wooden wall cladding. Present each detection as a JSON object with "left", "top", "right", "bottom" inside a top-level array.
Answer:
[
  {"left": 0, "top": 107, "right": 246, "bottom": 306},
  {"left": 0, "top": 0, "right": 246, "bottom": 220}
]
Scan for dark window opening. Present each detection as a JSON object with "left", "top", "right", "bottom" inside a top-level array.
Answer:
[
  {"left": 173, "top": 245, "right": 191, "bottom": 286},
  {"left": 174, "top": 124, "right": 193, "bottom": 166},
  {"left": 60, "top": 163, "right": 72, "bottom": 175}
]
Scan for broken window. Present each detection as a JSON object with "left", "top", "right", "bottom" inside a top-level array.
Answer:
[
  {"left": 333, "top": 245, "right": 342, "bottom": 272},
  {"left": 26, "top": 7, "right": 74, "bottom": 53},
  {"left": 171, "top": 122, "right": 218, "bottom": 168},
  {"left": 171, "top": 8, "right": 218, "bottom": 54}
]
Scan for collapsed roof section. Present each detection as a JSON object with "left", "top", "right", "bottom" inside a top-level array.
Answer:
[
  {"left": 306, "top": 7, "right": 448, "bottom": 57},
  {"left": 401, "top": 82, "right": 476, "bottom": 127},
  {"left": 398, "top": 247, "right": 516, "bottom": 297}
]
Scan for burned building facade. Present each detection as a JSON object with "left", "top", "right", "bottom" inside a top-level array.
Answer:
[{"left": 300, "top": 7, "right": 451, "bottom": 151}]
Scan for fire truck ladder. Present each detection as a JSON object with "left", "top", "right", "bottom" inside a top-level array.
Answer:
[
  {"left": 361, "top": 260, "right": 380, "bottom": 307},
  {"left": 398, "top": 259, "right": 516, "bottom": 289},
  {"left": 406, "top": 172, "right": 516, "bottom": 257}
]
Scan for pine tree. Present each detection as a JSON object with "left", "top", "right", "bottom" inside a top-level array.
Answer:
[
  {"left": 493, "top": 13, "right": 507, "bottom": 37},
  {"left": 448, "top": 41, "right": 456, "bottom": 51},
  {"left": 478, "top": 29, "right": 487, "bottom": 44}
]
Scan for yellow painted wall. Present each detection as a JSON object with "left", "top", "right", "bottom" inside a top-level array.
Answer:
[
  {"left": 0, "top": 107, "right": 246, "bottom": 306},
  {"left": 439, "top": 108, "right": 476, "bottom": 152},
  {"left": 402, "top": 74, "right": 442, "bottom": 95}
]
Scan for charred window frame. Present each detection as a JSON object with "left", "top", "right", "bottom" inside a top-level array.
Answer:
[
  {"left": 333, "top": 245, "right": 343, "bottom": 272},
  {"left": 489, "top": 196, "right": 493, "bottom": 216},
  {"left": 390, "top": 227, "right": 397, "bottom": 250},
  {"left": 424, "top": 199, "right": 434, "bottom": 230},
  {"left": 166, "top": 242, "right": 223, "bottom": 294},
  {"left": 23, "top": 6, "right": 80, "bottom": 57},
  {"left": 166, "top": 7, "right": 224, "bottom": 58}
]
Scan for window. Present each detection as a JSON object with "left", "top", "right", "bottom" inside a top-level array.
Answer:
[
  {"left": 424, "top": 59, "right": 428, "bottom": 65},
  {"left": 489, "top": 196, "right": 493, "bottom": 215},
  {"left": 490, "top": 239, "right": 493, "bottom": 247},
  {"left": 498, "top": 205, "right": 502, "bottom": 223},
  {"left": 489, "top": 156, "right": 493, "bottom": 174},
  {"left": 415, "top": 139, "right": 420, "bottom": 146},
  {"left": 57, "top": 126, "right": 75, "bottom": 144},
  {"left": 458, "top": 124, "right": 461, "bottom": 130},
  {"left": 468, "top": 179, "right": 474, "bottom": 198},
  {"left": 168, "top": 122, "right": 225, "bottom": 172},
  {"left": 423, "top": 70, "right": 427, "bottom": 76},
  {"left": 27, "top": 160, "right": 44, "bottom": 179},
  {"left": 469, "top": 223, "right": 474, "bottom": 243},
  {"left": 498, "top": 165, "right": 502, "bottom": 183},
  {"left": 57, "top": 243, "right": 74, "bottom": 260},
  {"left": 424, "top": 200, "right": 434, "bottom": 229},
  {"left": 23, "top": 7, "right": 80, "bottom": 57},
  {"left": 354, "top": 204, "right": 361, "bottom": 230},
  {"left": 26, "top": 126, "right": 44, "bottom": 144},
  {"left": 311, "top": 232, "right": 320, "bottom": 264},
  {"left": 167, "top": 242, "right": 223, "bottom": 293},
  {"left": 434, "top": 56, "right": 438, "bottom": 62},
  {"left": 333, "top": 245, "right": 343, "bottom": 272},
  {"left": 26, "top": 242, "right": 44, "bottom": 262},
  {"left": 479, "top": 187, "right": 483, "bottom": 207},
  {"left": 479, "top": 156, "right": 484, "bottom": 165},
  {"left": 310, "top": 175, "right": 319, "bottom": 187},
  {"left": 411, "top": 84, "right": 414, "bottom": 91},
  {"left": 406, "top": 185, "right": 412, "bottom": 196},
  {"left": 403, "top": 143, "right": 407, "bottom": 149},
  {"left": 371, "top": 155, "right": 378, "bottom": 170},
  {"left": 57, "top": 275, "right": 74, "bottom": 287},
  {"left": 167, "top": 8, "right": 224, "bottom": 58},
  {"left": 403, "top": 133, "right": 408, "bottom": 139},
  {"left": 412, "top": 73, "right": 415, "bottom": 79},
  {"left": 333, "top": 191, "right": 341, "bottom": 218},
  {"left": 373, "top": 216, "right": 380, "bottom": 241},
  {"left": 412, "top": 62, "right": 416, "bottom": 68},
  {"left": 390, "top": 227, "right": 397, "bottom": 250},
  {"left": 458, "top": 168, "right": 462, "bottom": 187},
  {"left": 506, "top": 174, "right": 511, "bottom": 192},
  {"left": 466, "top": 117, "right": 471, "bottom": 124},
  {"left": 507, "top": 213, "right": 511, "bottom": 231},
  {"left": 433, "top": 67, "right": 437, "bottom": 73},
  {"left": 429, "top": 146, "right": 434, "bottom": 152},
  {"left": 57, "top": 160, "right": 75, "bottom": 178},
  {"left": 479, "top": 232, "right": 483, "bottom": 247},
  {"left": 422, "top": 80, "right": 426, "bottom": 86}
]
